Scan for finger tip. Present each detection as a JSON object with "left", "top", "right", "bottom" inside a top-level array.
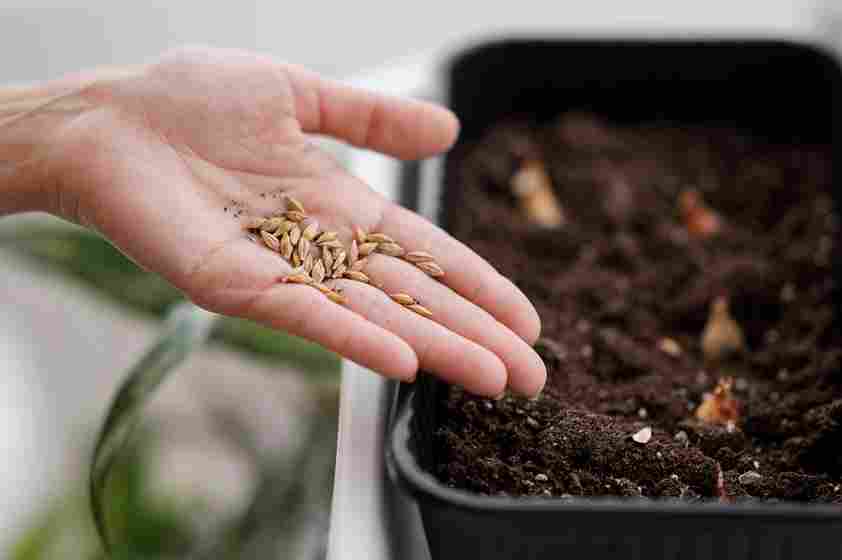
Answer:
[
  {"left": 509, "top": 348, "right": 548, "bottom": 399},
  {"left": 418, "top": 102, "right": 460, "bottom": 157}
]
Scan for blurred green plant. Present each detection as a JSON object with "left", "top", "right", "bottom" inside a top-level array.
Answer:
[
  {"left": 5, "top": 224, "right": 340, "bottom": 377},
  {"left": 11, "top": 434, "right": 194, "bottom": 560}
]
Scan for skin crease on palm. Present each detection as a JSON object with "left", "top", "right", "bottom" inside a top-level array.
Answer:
[{"left": 1, "top": 46, "right": 546, "bottom": 398}]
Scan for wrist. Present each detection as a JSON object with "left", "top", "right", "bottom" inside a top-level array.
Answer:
[{"left": 0, "top": 78, "right": 95, "bottom": 218}]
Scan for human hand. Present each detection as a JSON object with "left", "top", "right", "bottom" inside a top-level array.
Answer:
[{"left": 7, "top": 47, "right": 545, "bottom": 397}]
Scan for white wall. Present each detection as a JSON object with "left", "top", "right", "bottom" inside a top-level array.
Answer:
[{"left": 0, "top": 0, "right": 831, "bottom": 84}]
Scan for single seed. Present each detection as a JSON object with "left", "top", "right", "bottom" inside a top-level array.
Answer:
[
  {"left": 344, "top": 270, "right": 370, "bottom": 283},
  {"left": 285, "top": 210, "right": 307, "bottom": 222},
  {"left": 302, "top": 221, "right": 320, "bottom": 241},
  {"left": 286, "top": 196, "right": 305, "bottom": 214},
  {"left": 320, "top": 239, "right": 344, "bottom": 250},
  {"left": 243, "top": 216, "right": 267, "bottom": 229},
  {"left": 366, "top": 232, "right": 394, "bottom": 244},
  {"left": 325, "top": 290, "right": 346, "bottom": 305},
  {"left": 261, "top": 231, "right": 280, "bottom": 251},
  {"left": 278, "top": 220, "right": 295, "bottom": 234},
  {"left": 314, "top": 283, "right": 332, "bottom": 294},
  {"left": 303, "top": 252, "right": 314, "bottom": 274},
  {"left": 292, "top": 253, "right": 302, "bottom": 267},
  {"left": 262, "top": 216, "right": 285, "bottom": 232},
  {"left": 280, "top": 233, "right": 293, "bottom": 260},
  {"left": 332, "top": 263, "right": 347, "bottom": 279},
  {"left": 289, "top": 225, "right": 302, "bottom": 246},
  {"left": 404, "top": 251, "right": 435, "bottom": 264},
  {"left": 378, "top": 242, "right": 405, "bottom": 257},
  {"left": 353, "top": 226, "right": 367, "bottom": 244},
  {"left": 333, "top": 250, "right": 347, "bottom": 270},
  {"left": 407, "top": 303, "right": 433, "bottom": 319},
  {"left": 348, "top": 240, "right": 359, "bottom": 267},
  {"left": 298, "top": 238, "right": 310, "bottom": 261},
  {"left": 417, "top": 261, "right": 445, "bottom": 278},
  {"left": 358, "top": 242, "right": 378, "bottom": 257},
  {"left": 311, "top": 260, "right": 326, "bottom": 284},
  {"left": 316, "top": 231, "right": 338, "bottom": 245},
  {"left": 351, "top": 257, "right": 368, "bottom": 272},
  {"left": 390, "top": 293, "right": 416, "bottom": 305},
  {"left": 282, "top": 273, "right": 313, "bottom": 285},
  {"left": 322, "top": 249, "right": 334, "bottom": 271}
]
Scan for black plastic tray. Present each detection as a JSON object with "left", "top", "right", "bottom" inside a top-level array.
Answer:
[{"left": 387, "top": 39, "right": 842, "bottom": 560}]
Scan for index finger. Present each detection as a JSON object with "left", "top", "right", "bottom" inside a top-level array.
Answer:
[{"left": 377, "top": 203, "right": 542, "bottom": 345}]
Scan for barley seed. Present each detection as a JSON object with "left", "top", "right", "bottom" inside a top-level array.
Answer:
[
  {"left": 282, "top": 273, "right": 313, "bottom": 285},
  {"left": 332, "top": 250, "right": 347, "bottom": 270},
  {"left": 325, "top": 290, "right": 346, "bottom": 305},
  {"left": 417, "top": 261, "right": 445, "bottom": 278},
  {"left": 297, "top": 238, "right": 310, "bottom": 261},
  {"left": 285, "top": 210, "right": 307, "bottom": 222},
  {"left": 404, "top": 251, "right": 435, "bottom": 264},
  {"left": 320, "top": 239, "right": 344, "bottom": 251},
  {"left": 286, "top": 196, "right": 306, "bottom": 214},
  {"left": 262, "top": 217, "right": 285, "bottom": 232},
  {"left": 314, "top": 283, "right": 333, "bottom": 294},
  {"left": 378, "top": 242, "right": 405, "bottom": 257},
  {"left": 316, "top": 231, "right": 338, "bottom": 245},
  {"left": 261, "top": 231, "right": 280, "bottom": 251},
  {"left": 322, "top": 249, "right": 334, "bottom": 271},
  {"left": 344, "top": 270, "right": 370, "bottom": 283},
  {"left": 302, "top": 221, "right": 319, "bottom": 241},
  {"left": 280, "top": 232, "right": 294, "bottom": 260},
  {"left": 243, "top": 216, "right": 267, "bottom": 229},
  {"left": 292, "top": 253, "right": 302, "bottom": 267},
  {"left": 303, "top": 252, "right": 314, "bottom": 274},
  {"left": 366, "top": 232, "right": 394, "bottom": 244},
  {"left": 358, "top": 242, "right": 378, "bottom": 257},
  {"left": 332, "top": 263, "right": 347, "bottom": 279},
  {"left": 407, "top": 303, "right": 433, "bottom": 318},
  {"left": 278, "top": 220, "right": 295, "bottom": 235},
  {"left": 311, "top": 260, "right": 326, "bottom": 284},
  {"left": 390, "top": 293, "right": 416, "bottom": 306},
  {"left": 353, "top": 226, "right": 367, "bottom": 245},
  {"left": 289, "top": 225, "right": 302, "bottom": 246},
  {"left": 348, "top": 240, "right": 359, "bottom": 266}
]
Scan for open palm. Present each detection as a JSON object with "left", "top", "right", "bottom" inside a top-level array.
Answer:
[{"left": 52, "top": 47, "right": 545, "bottom": 397}]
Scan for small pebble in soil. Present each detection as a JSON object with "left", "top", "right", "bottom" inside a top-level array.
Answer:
[
  {"left": 526, "top": 417, "right": 540, "bottom": 429},
  {"left": 638, "top": 408, "right": 648, "bottom": 419},
  {"left": 674, "top": 430, "right": 689, "bottom": 446},
  {"left": 632, "top": 426, "right": 652, "bottom": 444},
  {"left": 780, "top": 283, "right": 796, "bottom": 302},
  {"left": 658, "top": 337, "right": 682, "bottom": 357},
  {"left": 535, "top": 473, "right": 549, "bottom": 482}
]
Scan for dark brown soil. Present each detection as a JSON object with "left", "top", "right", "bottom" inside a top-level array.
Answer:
[{"left": 433, "top": 113, "right": 842, "bottom": 504}]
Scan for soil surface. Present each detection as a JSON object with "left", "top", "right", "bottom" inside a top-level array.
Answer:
[{"left": 433, "top": 114, "right": 842, "bottom": 503}]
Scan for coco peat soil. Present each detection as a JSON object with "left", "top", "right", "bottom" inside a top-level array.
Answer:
[{"left": 433, "top": 113, "right": 842, "bottom": 504}]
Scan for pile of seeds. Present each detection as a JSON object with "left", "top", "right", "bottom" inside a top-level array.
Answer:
[{"left": 242, "top": 195, "right": 440, "bottom": 319}]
